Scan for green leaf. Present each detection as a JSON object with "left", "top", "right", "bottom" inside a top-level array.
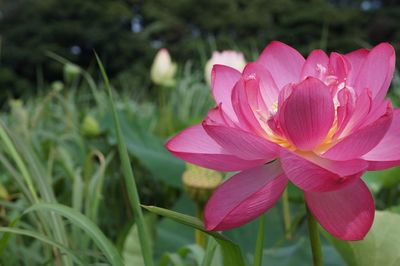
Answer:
[
  {"left": 24, "top": 203, "right": 124, "bottom": 266},
  {"left": 363, "top": 167, "right": 400, "bottom": 193},
  {"left": 102, "top": 111, "right": 184, "bottom": 188},
  {"left": 224, "top": 203, "right": 289, "bottom": 255},
  {"left": 154, "top": 194, "right": 195, "bottom": 258},
  {"left": 123, "top": 223, "right": 145, "bottom": 266},
  {"left": 123, "top": 216, "right": 155, "bottom": 266},
  {"left": 142, "top": 205, "right": 245, "bottom": 266},
  {"left": 388, "top": 205, "right": 400, "bottom": 214},
  {"left": 287, "top": 182, "right": 304, "bottom": 203},
  {"left": 202, "top": 237, "right": 218, "bottom": 266},
  {"left": 159, "top": 253, "right": 185, "bottom": 266},
  {"left": 326, "top": 211, "right": 400, "bottom": 266},
  {"left": 159, "top": 245, "right": 204, "bottom": 266},
  {"left": 0, "top": 217, "right": 19, "bottom": 256},
  {"left": 177, "top": 244, "right": 205, "bottom": 265},
  {"left": 363, "top": 172, "right": 384, "bottom": 194},
  {"left": 262, "top": 238, "right": 344, "bottom": 266},
  {"left": 0, "top": 227, "right": 84, "bottom": 265}
]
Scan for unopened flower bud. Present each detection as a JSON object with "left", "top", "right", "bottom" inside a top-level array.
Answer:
[
  {"left": 51, "top": 81, "right": 64, "bottom": 92},
  {"left": 205, "top": 50, "right": 246, "bottom": 85},
  {"left": 81, "top": 115, "right": 101, "bottom": 137},
  {"left": 150, "top": 48, "right": 177, "bottom": 87},
  {"left": 64, "top": 63, "right": 81, "bottom": 83}
]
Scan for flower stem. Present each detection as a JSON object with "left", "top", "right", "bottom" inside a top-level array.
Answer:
[
  {"left": 195, "top": 203, "right": 206, "bottom": 248},
  {"left": 306, "top": 205, "right": 323, "bottom": 266},
  {"left": 253, "top": 213, "right": 266, "bottom": 266},
  {"left": 282, "top": 188, "right": 292, "bottom": 240}
]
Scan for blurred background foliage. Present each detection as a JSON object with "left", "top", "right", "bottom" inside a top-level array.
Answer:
[{"left": 0, "top": 0, "right": 400, "bottom": 100}]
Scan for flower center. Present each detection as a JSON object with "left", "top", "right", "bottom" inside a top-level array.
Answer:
[{"left": 253, "top": 73, "right": 356, "bottom": 153}]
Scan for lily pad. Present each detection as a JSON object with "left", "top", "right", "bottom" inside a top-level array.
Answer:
[{"left": 326, "top": 211, "right": 400, "bottom": 266}]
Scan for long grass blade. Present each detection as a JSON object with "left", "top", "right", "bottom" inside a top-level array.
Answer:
[
  {"left": 0, "top": 121, "right": 38, "bottom": 202},
  {"left": 0, "top": 120, "right": 73, "bottom": 265},
  {"left": 24, "top": 203, "right": 124, "bottom": 266},
  {"left": 95, "top": 53, "right": 154, "bottom": 266},
  {"left": 0, "top": 227, "right": 84, "bottom": 265},
  {"left": 9, "top": 128, "right": 73, "bottom": 265},
  {"left": 0, "top": 218, "right": 20, "bottom": 256}
]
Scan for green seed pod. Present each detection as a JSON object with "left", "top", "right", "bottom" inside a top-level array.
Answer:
[
  {"left": 0, "top": 184, "right": 9, "bottom": 200},
  {"left": 81, "top": 115, "right": 101, "bottom": 137},
  {"left": 51, "top": 80, "right": 64, "bottom": 92},
  {"left": 182, "top": 164, "right": 223, "bottom": 206},
  {"left": 63, "top": 63, "right": 81, "bottom": 83}
]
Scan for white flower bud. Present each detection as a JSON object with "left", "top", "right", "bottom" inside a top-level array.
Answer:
[
  {"left": 205, "top": 50, "right": 246, "bottom": 85},
  {"left": 150, "top": 48, "right": 177, "bottom": 87}
]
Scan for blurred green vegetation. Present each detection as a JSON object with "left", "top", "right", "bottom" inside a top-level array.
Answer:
[
  {"left": 0, "top": 54, "right": 215, "bottom": 264},
  {"left": 1, "top": 0, "right": 400, "bottom": 100}
]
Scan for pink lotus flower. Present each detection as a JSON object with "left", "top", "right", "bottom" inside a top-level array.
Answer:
[{"left": 166, "top": 41, "right": 398, "bottom": 241}]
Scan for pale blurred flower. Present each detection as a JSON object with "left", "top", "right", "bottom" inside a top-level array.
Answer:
[
  {"left": 63, "top": 63, "right": 81, "bottom": 83},
  {"left": 205, "top": 50, "right": 246, "bottom": 85},
  {"left": 150, "top": 48, "right": 177, "bottom": 87},
  {"left": 51, "top": 80, "right": 64, "bottom": 92}
]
